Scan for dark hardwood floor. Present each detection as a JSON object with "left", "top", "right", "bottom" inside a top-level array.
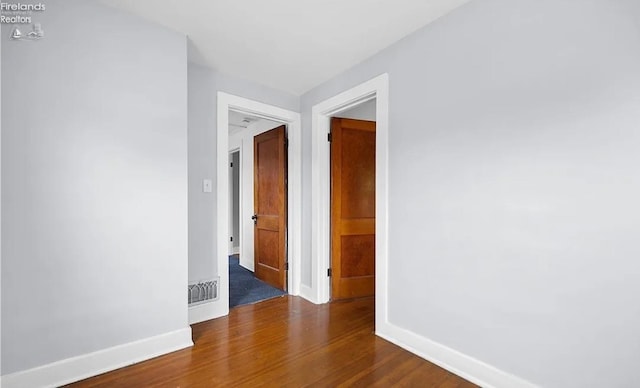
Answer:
[{"left": 70, "top": 296, "right": 476, "bottom": 387}]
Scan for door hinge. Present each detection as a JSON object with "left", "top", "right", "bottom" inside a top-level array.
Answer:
[
  {"left": 230, "top": 162, "right": 233, "bottom": 167},
  {"left": 327, "top": 268, "right": 332, "bottom": 277},
  {"left": 327, "top": 132, "right": 332, "bottom": 142},
  {"left": 285, "top": 138, "right": 289, "bottom": 148},
  {"left": 230, "top": 236, "right": 233, "bottom": 242},
  {"left": 285, "top": 262, "right": 289, "bottom": 271}
]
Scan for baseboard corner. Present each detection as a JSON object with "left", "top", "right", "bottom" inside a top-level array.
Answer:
[
  {"left": 299, "top": 284, "right": 321, "bottom": 304},
  {"left": 1, "top": 327, "right": 193, "bottom": 388},
  {"left": 376, "top": 321, "right": 537, "bottom": 388}
]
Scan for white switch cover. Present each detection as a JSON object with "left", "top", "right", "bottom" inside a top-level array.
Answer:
[{"left": 202, "top": 179, "right": 213, "bottom": 193}]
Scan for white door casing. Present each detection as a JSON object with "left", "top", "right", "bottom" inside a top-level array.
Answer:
[
  {"left": 309, "top": 74, "right": 390, "bottom": 329},
  {"left": 203, "top": 92, "right": 301, "bottom": 324}
]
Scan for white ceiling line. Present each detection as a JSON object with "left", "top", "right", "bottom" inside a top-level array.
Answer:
[{"left": 100, "top": 0, "right": 471, "bottom": 95}]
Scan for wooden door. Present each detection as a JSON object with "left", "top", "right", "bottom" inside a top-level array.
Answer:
[
  {"left": 254, "top": 125, "right": 288, "bottom": 290},
  {"left": 331, "top": 118, "right": 376, "bottom": 300}
]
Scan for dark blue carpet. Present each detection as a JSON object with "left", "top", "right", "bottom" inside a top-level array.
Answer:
[{"left": 229, "top": 255, "right": 286, "bottom": 308}]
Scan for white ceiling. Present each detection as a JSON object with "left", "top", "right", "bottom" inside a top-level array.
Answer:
[
  {"left": 228, "top": 110, "right": 257, "bottom": 129},
  {"left": 228, "top": 110, "right": 280, "bottom": 137},
  {"left": 101, "top": 0, "right": 470, "bottom": 95}
]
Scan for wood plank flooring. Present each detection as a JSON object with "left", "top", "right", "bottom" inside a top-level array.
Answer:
[{"left": 69, "top": 296, "right": 476, "bottom": 387}]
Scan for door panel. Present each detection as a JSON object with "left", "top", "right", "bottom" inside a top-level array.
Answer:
[
  {"left": 254, "top": 125, "right": 287, "bottom": 290},
  {"left": 331, "top": 118, "right": 376, "bottom": 300}
]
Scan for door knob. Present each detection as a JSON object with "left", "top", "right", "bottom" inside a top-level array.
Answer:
[{"left": 251, "top": 214, "right": 258, "bottom": 224}]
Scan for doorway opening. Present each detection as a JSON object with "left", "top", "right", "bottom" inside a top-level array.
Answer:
[
  {"left": 310, "top": 73, "right": 389, "bottom": 332},
  {"left": 228, "top": 111, "right": 287, "bottom": 308},
  {"left": 204, "top": 92, "right": 301, "bottom": 323}
]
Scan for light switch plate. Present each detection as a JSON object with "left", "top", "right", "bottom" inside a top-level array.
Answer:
[{"left": 202, "top": 179, "right": 213, "bottom": 193}]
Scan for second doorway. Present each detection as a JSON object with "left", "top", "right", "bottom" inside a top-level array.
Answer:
[{"left": 228, "top": 110, "right": 288, "bottom": 307}]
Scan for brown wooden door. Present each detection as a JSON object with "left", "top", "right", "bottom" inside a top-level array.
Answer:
[
  {"left": 254, "top": 125, "right": 287, "bottom": 290},
  {"left": 331, "top": 118, "right": 376, "bottom": 300}
]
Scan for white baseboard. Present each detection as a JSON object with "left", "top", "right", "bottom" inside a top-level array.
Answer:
[
  {"left": 189, "top": 299, "right": 228, "bottom": 324},
  {"left": 239, "top": 261, "right": 253, "bottom": 272},
  {"left": 239, "top": 258, "right": 254, "bottom": 272},
  {"left": 1, "top": 327, "right": 193, "bottom": 388},
  {"left": 299, "top": 284, "right": 320, "bottom": 304},
  {"left": 376, "top": 321, "right": 538, "bottom": 388}
]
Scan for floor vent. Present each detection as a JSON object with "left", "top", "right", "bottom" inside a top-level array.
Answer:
[{"left": 188, "top": 278, "right": 219, "bottom": 305}]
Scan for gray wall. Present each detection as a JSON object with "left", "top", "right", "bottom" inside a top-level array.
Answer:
[
  {"left": 300, "top": 0, "right": 640, "bottom": 386},
  {"left": 187, "top": 64, "right": 216, "bottom": 282},
  {"left": 187, "top": 63, "right": 298, "bottom": 283},
  {"left": 1, "top": 0, "right": 188, "bottom": 375}
]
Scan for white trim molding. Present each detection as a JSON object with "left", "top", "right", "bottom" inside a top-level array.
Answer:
[
  {"left": 189, "top": 300, "right": 228, "bottom": 325},
  {"left": 310, "top": 73, "right": 389, "bottom": 312},
  {"left": 1, "top": 328, "right": 193, "bottom": 388},
  {"left": 376, "top": 322, "right": 538, "bottom": 388},
  {"left": 298, "top": 284, "right": 316, "bottom": 304},
  {"left": 216, "top": 92, "right": 302, "bottom": 317}
]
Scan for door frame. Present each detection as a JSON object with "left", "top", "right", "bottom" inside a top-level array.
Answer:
[
  {"left": 217, "top": 92, "right": 302, "bottom": 313},
  {"left": 310, "top": 74, "right": 389, "bottom": 324}
]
